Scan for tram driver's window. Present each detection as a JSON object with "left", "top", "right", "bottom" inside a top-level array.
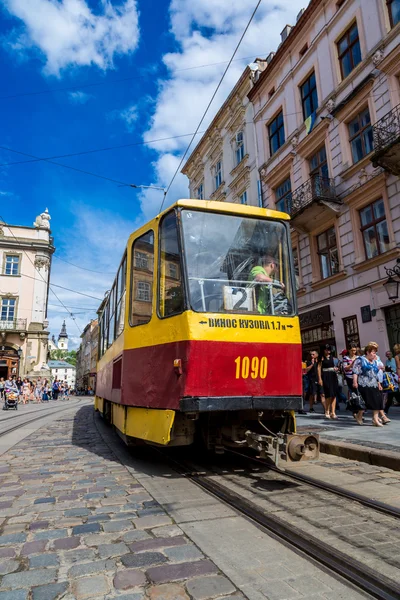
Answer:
[
  {"left": 130, "top": 231, "right": 154, "bottom": 327},
  {"left": 158, "top": 212, "right": 184, "bottom": 318}
]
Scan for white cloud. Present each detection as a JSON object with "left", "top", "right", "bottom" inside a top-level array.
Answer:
[
  {"left": 2, "top": 0, "right": 140, "bottom": 75},
  {"left": 110, "top": 103, "right": 139, "bottom": 132},
  {"left": 139, "top": 0, "right": 306, "bottom": 217},
  {"left": 68, "top": 90, "right": 93, "bottom": 104},
  {"left": 0, "top": 190, "right": 13, "bottom": 196}
]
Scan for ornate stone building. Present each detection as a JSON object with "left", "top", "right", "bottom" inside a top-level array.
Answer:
[{"left": 0, "top": 209, "right": 54, "bottom": 379}]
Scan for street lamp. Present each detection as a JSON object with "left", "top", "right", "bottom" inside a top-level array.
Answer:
[
  {"left": 17, "top": 347, "right": 22, "bottom": 377},
  {"left": 384, "top": 258, "right": 400, "bottom": 301}
]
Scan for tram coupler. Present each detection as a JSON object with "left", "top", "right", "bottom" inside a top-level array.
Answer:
[{"left": 243, "top": 431, "right": 319, "bottom": 466}]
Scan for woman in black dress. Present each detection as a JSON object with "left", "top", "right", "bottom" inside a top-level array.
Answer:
[{"left": 318, "top": 344, "right": 339, "bottom": 419}]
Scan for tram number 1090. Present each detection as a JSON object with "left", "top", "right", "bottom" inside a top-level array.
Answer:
[{"left": 234, "top": 356, "right": 268, "bottom": 380}]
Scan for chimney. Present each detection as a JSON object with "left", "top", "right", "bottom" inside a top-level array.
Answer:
[
  {"left": 296, "top": 8, "right": 305, "bottom": 22},
  {"left": 266, "top": 52, "right": 275, "bottom": 64},
  {"left": 281, "top": 25, "right": 292, "bottom": 42}
]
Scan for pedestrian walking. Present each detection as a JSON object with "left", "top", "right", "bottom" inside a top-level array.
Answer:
[
  {"left": 352, "top": 342, "right": 388, "bottom": 427},
  {"left": 15, "top": 377, "right": 23, "bottom": 403},
  {"left": 22, "top": 378, "right": 30, "bottom": 404},
  {"left": 305, "top": 350, "right": 319, "bottom": 413},
  {"left": 34, "top": 379, "right": 42, "bottom": 403},
  {"left": 318, "top": 344, "right": 339, "bottom": 419},
  {"left": 52, "top": 379, "right": 60, "bottom": 400},
  {"left": 42, "top": 379, "right": 50, "bottom": 402},
  {"left": 385, "top": 351, "right": 396, "bottom": 373},
  {"left": 0, "top": 377, "right": 5, "bottom": 402},
  {"left": 394, "top": 344, "right": 400, "bottom": 378}
]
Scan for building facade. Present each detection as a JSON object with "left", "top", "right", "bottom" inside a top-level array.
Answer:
[
  {"left": 75, "top": 319, "right": 98, "bottom": 391},
  {"left": 48, "top": 360, "right": 76, "bottom": 389},
  {"left": 182, "top": 61, "right": 267, "bottom": 207},
  {"left": 0, "top": 209, "right": 54, "bottom": 379},
  {"left": 182, "top": 0, "right": 400, "bottom": 355}
]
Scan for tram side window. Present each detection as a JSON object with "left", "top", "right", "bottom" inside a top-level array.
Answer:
[
  {"left": 158, "top": 211, "right": 185, "bottom": 318},
  {"left": 130, "top": 231, "right": 154, "bottom": 326},
  {"left": 116, "top": 254, "right": 127, "bottom": 337},
  {"left": 107, "top": 285, "right": 116, "bottom": 347}
]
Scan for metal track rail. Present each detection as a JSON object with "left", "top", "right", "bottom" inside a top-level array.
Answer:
[
  {"left": 228, "top": 449, "right": 400, "bottom": 519},
  {"left": 0, "top": 399, "right": 84, "bottom": 438},
  {"left": 163, "top": 453, "right": 400, "bottom": 600}
]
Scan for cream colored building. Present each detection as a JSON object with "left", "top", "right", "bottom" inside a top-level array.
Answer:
[
  {"left": 76, "top": 319, "right": 98, "bottom": 391},
  {"left": 0, "top": 209, "right": 54, "bottom": 379},
  {"left": 182, "top": 61, "right": 267, "bottom": 206}
]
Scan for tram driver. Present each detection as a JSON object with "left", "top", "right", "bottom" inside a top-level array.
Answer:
[{"left": 249, "top": 254, "right": 290, "bottom": 315}]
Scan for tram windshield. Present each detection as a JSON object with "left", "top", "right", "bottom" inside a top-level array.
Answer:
[{"left": 181, "top": 209, "right": 295, "bottom": 316}]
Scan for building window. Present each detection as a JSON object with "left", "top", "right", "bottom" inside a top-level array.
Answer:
[
  {"left": 55, "top": 369, "right": 58, "bottom": 373},
  {"left": 4, "top": 255, "right": 19, "bottom": 276},
  {"left": 131, "top": 231, "right": 154, "bottom": 327},
  {"left": 239, "top": 190, "right": 247, "bottom": 205},
  {"left": 268, "top": 111, "right": 285, "bottom": 156},
  {"left": 359, "top": 199, "right": 390, "bottom": 259},
  {"left": 348, "top": 108, "right": 373, "bottom": 163},
  {"left": 337, "top": 22, "right": 361, "bottom": 79},
  {"left": 300, "top": 71, "right": 318, "bottom": 120},
  {"left": 387, "top": 0, "right": 400, "bottom": 27},
  {"left": 159, "top": 211, "right": 184, "bottom": 318},
  {"left": 169, "top": 263, "right": 178, "bottom": 279},
  {"left": 1, "top": 298, "right": 16, "bottom": 321},
  {"left": 343, "top": 315, "right": 360, "bottom": 349},
  {"left": 309, "top": 146, "right": 329, "bottom": 180},
  {"left": 235, "top": 131, "right": 245, "bottom": 165},
  {"left": 275, "top": 177, "right": 292, "bottom": 213},
  {"left": 317, "top": 227, "right": 339, "bottom": 279},
  {"left": 214, "top": 160, "right": 222, "bottom": 190},
  {"left": 135, "top": 251, "right": 148, "bottom": 270},
  {"left": 196, "top": 183, "right": 204, "bottom": 200},
  {"left": 136, "top": 282, "right": 151, "bottom": 302}
]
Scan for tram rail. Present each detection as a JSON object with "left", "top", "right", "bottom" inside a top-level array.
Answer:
[{"left": 160, "top": 450, "right": 400, "bottom": 600}]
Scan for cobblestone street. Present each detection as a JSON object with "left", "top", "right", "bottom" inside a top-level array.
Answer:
[{"left": 0, "top": 404, "right": 369, "bottom": 600}]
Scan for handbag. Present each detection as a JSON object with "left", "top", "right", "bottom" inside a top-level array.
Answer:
[
  {"left": 382, "top": 372, "right": 396, "bottom": 392},
  {"left": 348, "top": 390, "right": 366, "bottom": 412}
]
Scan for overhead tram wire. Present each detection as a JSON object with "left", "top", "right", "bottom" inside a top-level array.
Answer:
[
  {"left": 53, "top": 255, "right": 116, "bottom": 275},
  {"left": 160, "top": 0, "right": 263, "bottom": 212}
]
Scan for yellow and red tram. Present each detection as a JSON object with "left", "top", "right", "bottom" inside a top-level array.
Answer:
[{"left": 95, "top": 200, "right": 319, "bottom": 463}]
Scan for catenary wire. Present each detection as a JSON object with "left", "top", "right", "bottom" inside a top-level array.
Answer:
[
  {"left": 160, "top": 0, "right": 263, "bottom": 211},
  {"left": 53, "top": 255, "right": 116, "bottom": 275}
]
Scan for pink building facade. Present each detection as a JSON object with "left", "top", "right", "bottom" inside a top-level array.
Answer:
[{"left": 248, "top": 0, "right": 400, "bottom": 355}]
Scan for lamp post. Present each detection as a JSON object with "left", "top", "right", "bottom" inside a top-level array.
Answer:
[
  {"left": 384, "top": 258, "right": 400, "bottom": 302},
  {"left": 17, "top": 347, "right": 22, "bottom": 377}
]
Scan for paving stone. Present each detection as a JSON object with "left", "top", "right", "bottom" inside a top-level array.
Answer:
[
  {"left": 164, "top": 545, "right": 204, "bottom": 563},
  {"left": 71, "top": 522, "right": 100, "bottom": 535},
  {"left": 34, "top": 498, "right": 55, "bottom": 504},
  {"left": 0, "top": 549, "right": 15, "bottom": 559},
  {"left": 134, "top": 516, "right": 172, "bottom": 529},
  {"left": 31, "top": 582, "right": 68, "bottom": 600},
  {"left": 0, "top": 534, "right": 26, "bottom": 546},
  {"left": 147, "top": 560, "right": 218, "bottom": 584},
  {"left": 2, "top": 568, "right": 57, "bottom": 589},
  {"left": 68, "top": 558, "right": 115, "bottom": 578},
  {"left": 29, "top": 521, "right": 49, "bottom": 531},
  {"left": 98, "top": 542, "right": 130, "bottom": 559},
  {"left": 129, "top": 537, "right": 187, "bottom": 553},
  {"left": 102, "top": 520, "right": 133, "bottom": 533},
  {"left": 122, "top": 531, "right": 151, "bottom": 544},
  {"left": 62, "top": 548, "right": 96, "bottom": 563},
  {"left": 0, "top": 560, "right": 19, "bottom": 575},
  {"left": 0, "top": 590, "right": 28, "bottom": 600},
  {"left": 33, "top": 529, "right": 68, "bottom": 540},
  {"left": 29, "top": 553, "right": 59, "bottom": 568},
  {"left": 186, "top": 576, "right": 236, "bottom": 599},
  {"left": 147, "top": 583, "right": 190, "bottom": 600},
  {"left": 53, "top": 537, "right": 80, "bottom": 550},
  {"left": 113, "top": 569, "right": 147, "bottom": 590},
  {"left": 113, "top": 594, "right": 145, "bottom": 600},
  {"left": 72, "top": 575, "right": 110, "bottom": 599},
  {"left": 121, "top": 552, "right": 167, "bottom": 568},
  {"left": 83, "top": 533, "right": 117, "bottom": 546},
  {"left": 20, "top": 540, "right": 47, "bottom": 555},
  {"left": 152, "top": 526, "right": 183, "bottom": 538},
  {"left": 64, "top": 508, "right": 91, "bottom": 517},
  {"left": 86, "top": 514, "right": 110, "bottom": 523}
]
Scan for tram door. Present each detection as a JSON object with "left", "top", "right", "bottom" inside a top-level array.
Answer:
[{"left": 385, "top": 304, "right": 400, "bottom": 349}]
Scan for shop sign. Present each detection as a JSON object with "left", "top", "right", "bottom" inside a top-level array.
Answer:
[
  {"left": 299, "top": 305, "right": 331, "bottom": 329},
  {"left": 361, "top": 305, "right": 372, "bottom": 323}
]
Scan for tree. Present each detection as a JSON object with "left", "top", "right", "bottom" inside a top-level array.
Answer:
[{"left": 49, "top": 349, "right": 77, "bottom": 366}]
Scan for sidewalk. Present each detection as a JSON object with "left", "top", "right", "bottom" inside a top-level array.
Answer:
[{"left": 297, "top": 402, "right": 400, "bottom": 453}]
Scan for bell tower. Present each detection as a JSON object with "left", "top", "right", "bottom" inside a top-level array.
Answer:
[{"left": 58, "top": 320, "right": 69, "bottom": 352}]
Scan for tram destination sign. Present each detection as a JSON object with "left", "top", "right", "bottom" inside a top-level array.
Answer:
[{"left": 299, "top": 305, "right": 331, "bottom": 329}]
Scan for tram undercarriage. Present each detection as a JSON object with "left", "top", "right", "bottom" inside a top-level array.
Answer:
[{"left": 95, "top": 398, "right": 319, "bottom": 466}]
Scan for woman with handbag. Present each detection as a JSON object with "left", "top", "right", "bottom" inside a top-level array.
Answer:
[
  {"left": 318, "top": 344, "right": 339, "bottom": 419},
  {"left": 352, "top": 342, "right": 387, "bottom": 427}
]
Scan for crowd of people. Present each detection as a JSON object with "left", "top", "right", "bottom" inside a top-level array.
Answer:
[
  {"left": 302, "top": 342, "right": 400, "bottom": 427},
  {"left": 0, "top": 376, "right": 73, "bottom": 404}
]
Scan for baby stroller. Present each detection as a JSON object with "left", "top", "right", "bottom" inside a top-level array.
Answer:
[{"left": 3, "top": 389, "right": 18, "bottom": 411}]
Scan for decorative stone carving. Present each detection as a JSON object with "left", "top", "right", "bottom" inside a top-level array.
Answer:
[
  {"left": 372, "top": 47, "right": 385, "bottom": 67},
  {"left": 19, "top": 332, "right": 25, "bottom": 340},
  {"left": 358, "top": 168, "right": 368, "bottom": 184},
  {"left": 291, "top": 136, "right": 299, "bottom": 149},
  {"left": 0, "top": 332, "right": 6, "bottom": 342},
  {"left": 33, "top": 208, "right": 51, "bottom": 230},
  {"left": 0, "top": 227, "right": 4, "bottom": 237},
  {"left": 260, "top": 168, "right": 266, "bottom": 177},
  {"left": 34, "top": 255, "right": 50, "bottom": 270},
  {"left": 326, "top": 98, "right": 336, "bottom": 114}
]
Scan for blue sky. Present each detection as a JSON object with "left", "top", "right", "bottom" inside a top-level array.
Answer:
[{"left": 0, "top": 0, "right": 305, "bottom": 347}]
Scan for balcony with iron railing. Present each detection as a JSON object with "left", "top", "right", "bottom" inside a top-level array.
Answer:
[
  {"left": 0, "top": 318, "right": 27, "bottom": 332},
  {"left": 283, "top": 176, "right": 342, "bottom": 231},
  {"left": 371, "top": 104, "right": 400, "bottom": 176}
]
